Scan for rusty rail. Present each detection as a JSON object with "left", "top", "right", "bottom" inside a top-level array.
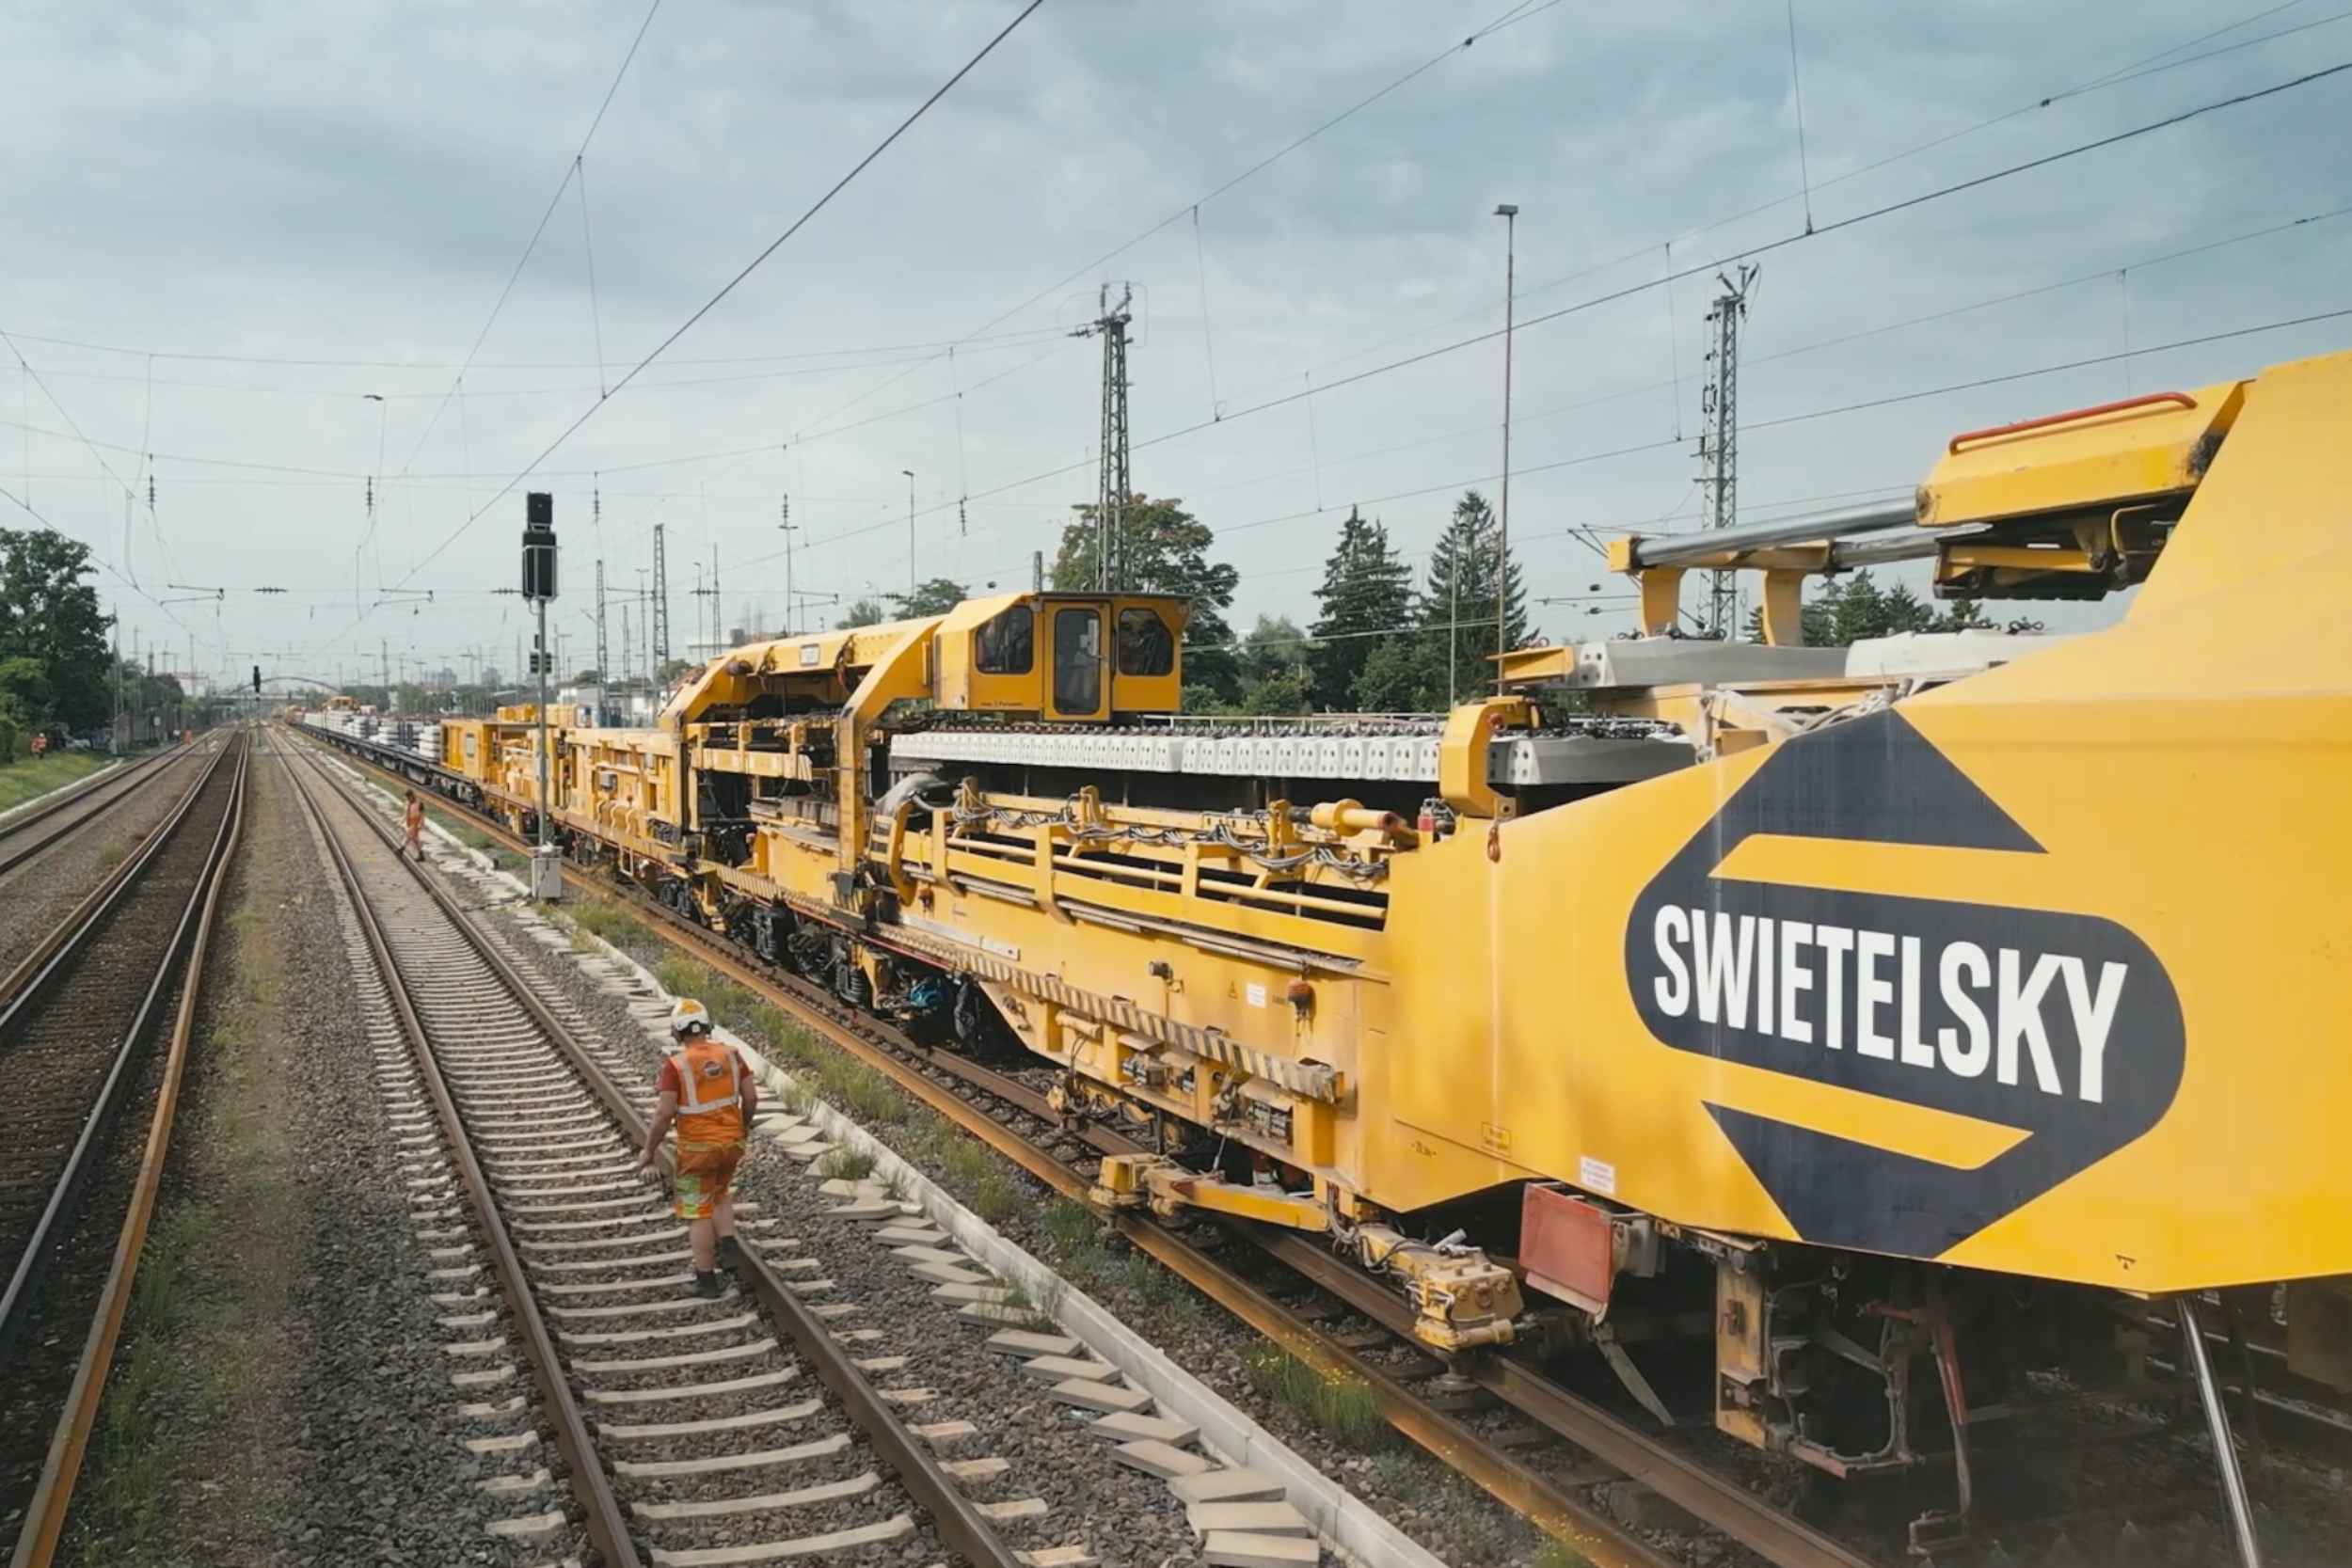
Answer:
[
  {"left": 297, "top": 720, "right": 1894, "bottom": 1568},
  {"left": 281, "top": 742, "right": 644, "bottom": 1568},
  {"left": 8, "top": 735, "right": 247, "bottom": 1568},
  {"left": 285, "top": 739, "right": 1028, "bottom": 1568}
]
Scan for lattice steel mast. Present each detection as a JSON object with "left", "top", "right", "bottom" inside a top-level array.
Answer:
[
  {"left": 1699, "top": 263, "right": 1759, "bottom": 640},
  {"left": 1073, "top": 284, "right": 1134, "bottom": 591}
]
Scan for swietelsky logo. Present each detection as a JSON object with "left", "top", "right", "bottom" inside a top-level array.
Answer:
[{"left": 1623, "top": 711, "right": 2185, "bottom": 1259}]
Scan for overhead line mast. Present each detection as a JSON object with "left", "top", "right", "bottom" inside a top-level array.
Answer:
[
  {"left": 1698, "top": 263, "right": 1758, "bottom": 640},
  {"left": 651, "top": 522, "right": 671, "bottom": 666},
  {"left": 1074, "top": 284, "right": 1135, "bottom": 591}
]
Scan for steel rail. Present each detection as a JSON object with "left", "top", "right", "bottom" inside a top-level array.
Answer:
[
  {"left": 0, "top": 748, "right": 217, "bottom": 1019},
  {"left": 296, "top": 722, "right": 1891, "bottom": 1568},
  {"left": 1247, "top": 1230, "right": 1884, "bottom": 1568},
  {"left": 7, "top": 736, "right": 247, "bottom": 1568},
  {"left": 0, "top": 749, "right": 177, "bottom": 879},
  {"left": 0, "top": 737, "right": 241, "bottom": 1361},
  {"left": 285, "top": 741, "right": 1027, "bottom": 1568},
  {"left": 280, "top": 745, "right": 644, "bottom": 1568}
]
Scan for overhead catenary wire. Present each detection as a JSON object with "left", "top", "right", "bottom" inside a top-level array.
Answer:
[
  {"left": 748, "top": 300, "right": 2352, "bottom": 584},
  {"left": 1785, "top": 0, "right": 1815, "bottom": 234},
  {"left": 368, "top": 0, "right": 1049, "bottom": 622},
  {"left": 578, "top": 156, "right": 610, "bottom": 398},
  {"left": 787, "top": 0, "right": 1557, "bottom": 446},
  {"left": 1213, "top": 2, "right": 2352, "bottom": 414},
  {"left": 378, "top": 0, "right": 664, "bottom": 510},
  {"left": 753, "top": 55, "right": 2352, "bottom": 573}
]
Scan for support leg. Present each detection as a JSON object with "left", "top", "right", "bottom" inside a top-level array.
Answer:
[{"left": 2176, "top": 1294, "right": 2265, "bottom": 1568}]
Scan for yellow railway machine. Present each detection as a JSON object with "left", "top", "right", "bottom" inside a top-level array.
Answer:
[{"left": 355, "top": 350, "right": 2351, "bottom": 1547}]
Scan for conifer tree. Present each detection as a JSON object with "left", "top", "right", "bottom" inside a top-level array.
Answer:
[
  {"left": 1308, "top": 507, "right": 1414, "bottom": 708},
  {"left": 1418, "top": 490, "right": 1529, "bottom": 704}
]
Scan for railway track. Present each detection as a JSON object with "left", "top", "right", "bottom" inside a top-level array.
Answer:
[
  {"left": 0, "top": 733, "right": 246, "bottom": 1568},
  {"left": 294, "top": 725, "right": 1870, "bottom": 1568},
  {"left": 307, "top": 724, "right": 2330, "bottom": 1568},
  {"left": 280, "top": 739, "right": 1047, "bottom": 1567},
  {"left": 0, "top": 752, "right": 170, "bottom": 881}
]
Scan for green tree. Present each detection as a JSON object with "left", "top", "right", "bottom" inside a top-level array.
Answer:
[
  {"left": 1419, "top": 490, "right": 1529, "bottom": 705},
  {"left": 1050, "top": 495, "right": 1241, "bottom": 705},
  {"left": 1309, "top": 507, "right": 1414, "bottom": 708},
  {"left": 0, "top": 528, "right": 114, "bottom": 731},
  {"left": 1236, "top": 614, "right": 1308, "bottom": 687},
  {"left": 889, "top": 578, "right": 969, "bottom": 618},
  {"left": 1351, "top": 632, "right": 1449, "bottom": 713},
  {"left": 1240, "top": 674, "right": 1309, "bottom": 716},
  {"left": 835, "top": 597, "right": 888, "bottom": 629},
  {"left": 1750, "top": 571, "right": 1997, "bottom": 646},
  {"left": 1233, "top": 615, "right": 1312, "bottom": 715}
]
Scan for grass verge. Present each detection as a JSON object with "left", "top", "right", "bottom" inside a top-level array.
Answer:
[{"left": 0, "top": 750, "right": 107, "bottom": 812}]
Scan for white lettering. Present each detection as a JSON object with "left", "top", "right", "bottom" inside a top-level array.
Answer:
[
  {"left": 1652, "top": 906, "right": 1691, "bottom": 1017},
  {"left": 1777, "top": 920, "right": 1814, "bottom": 1044},
  {"left": 1997, "top": 948, "right": 2066, "bottom": 1095},
  {"left": 1755, "top": 916, "right": 1775, "bottom": 1037},
  {"left": 1692, "top": 911, "right": 1756, "bottom": 1029},
  {"left": 1899, "top": 936, "right": 1934, "bottom": 1067},
  {"left": 1938, "top": 942, "right": 1992, "bottom": 1076},
  {"left": 1817, "top": 926, "right": 1854, "bottom": 1051},
  {"left": 1856, "top": 929, "right": 1897, "bottom": 1059},
  {"left": 2061, "top": 958, "right": 2128, "bottom": 1104}
]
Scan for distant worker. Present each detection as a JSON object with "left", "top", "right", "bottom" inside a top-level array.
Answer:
[
  {"left": 403, "top": 788, "right": 425, "bottom": 862},
  {"left": 636, "top": 998, "right": 758, "bottom": 1297},
  {"left": 29, "top": 732, "right": 47, "bottom": 759}
]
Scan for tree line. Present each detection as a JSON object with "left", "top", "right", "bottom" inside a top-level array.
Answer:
[
  {"left": 827, "top": 489, "right": 1995, "bottom": 717},
  {"left": 0, "top": 528, "right": 181, "bottom": 758}
]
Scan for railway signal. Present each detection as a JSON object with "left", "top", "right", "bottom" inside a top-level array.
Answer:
[{"left": 521, "top": 492, "right": 563, "bottom": 901}]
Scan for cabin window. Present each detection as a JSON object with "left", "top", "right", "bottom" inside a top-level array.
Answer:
[
  {"left": 975, "top": 605, "right": 1035, "bottom": 674},
  {"left": 1116, "top": 608, "right": 1175, "bottom": 676},
  {"left": 1053, "top": 608, "right": 1103, "bottom": 713}
]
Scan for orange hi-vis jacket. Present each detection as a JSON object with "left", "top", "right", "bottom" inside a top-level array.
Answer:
[{"left": 671, "top": 1037, "right": 747, "bottom": 1148}]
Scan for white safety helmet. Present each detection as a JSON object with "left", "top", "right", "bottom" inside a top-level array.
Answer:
[{"left": 668, "top": 998, "right": 714, "bottom": 1037}]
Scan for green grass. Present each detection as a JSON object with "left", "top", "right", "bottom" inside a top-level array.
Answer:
[
  {"left": 570, "top": 895, "right": 653, "bottom": 951},
  {"left": 1532, "top": 1542, "right": 1593, "bottom": 1568},
  {"left": 969, "top": 1170, "right": 1023, "bottom": 1224},
  {"left": 815, "top": 1055, "right": 907, "bottom": 1124},
  {"left": 0, "top": 750, "right": 107, "bottom": 813},
  {"left": 1240, "top": 1342, "right": 1390, "bottom": 1449},
  {"left": 814, "top": 1147, "right": 877, "bottom": 1181}
]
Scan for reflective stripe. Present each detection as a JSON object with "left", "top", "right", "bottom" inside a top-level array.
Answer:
[{"left": 672, "top": 1039, "right": 744, "bottom": 1140}]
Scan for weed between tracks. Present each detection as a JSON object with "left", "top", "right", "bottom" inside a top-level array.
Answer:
[
  {"left": 813, "top": 1147, "right": 877, "bottom": 1181},
  {"left": 1240, "top": 1343, "right": 1391, "bottom": 1449}
]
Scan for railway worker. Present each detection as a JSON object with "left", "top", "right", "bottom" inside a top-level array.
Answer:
[
  {"left": 403, "top": 788, "right": 425, "bottom": 862},
  {"left": 636, "top": 998, "right": 759, "bottom": 1298}
]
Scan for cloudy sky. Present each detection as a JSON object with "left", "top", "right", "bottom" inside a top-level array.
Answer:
[{"left": 3, "top": 0, "right": 2347, "bottom": 690}]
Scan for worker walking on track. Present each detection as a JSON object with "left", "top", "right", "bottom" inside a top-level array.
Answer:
[
  {"left": 637, "top": 998, "right": 758, "bottom": 1297},
  {"left": 403, "top": 788, "right": 425, "bottom": 862}
]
